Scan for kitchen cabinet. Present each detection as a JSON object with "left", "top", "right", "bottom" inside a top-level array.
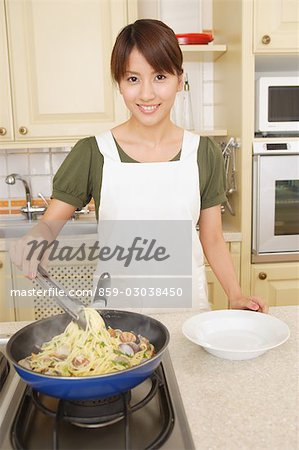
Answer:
[
  {"left": 206, "top": 242, "right": 241, "bottom": 310},
  {"left": 253, "top": 0, "right": 299, "bottom": 52},
  {"left": 251, "top": 262, "right": 299, "bottom": 306},
  {"left": 0, "top": 0, "right": 136, "bottom": 146},
  {"left": 0, "top": 0, "right": 13, "bottom": 142},
  {"left": 0, "top": 251, "right": 15, "bottom": 321},
  {"left": 212, "top": 0, "right": 299, "bottom": 303}
]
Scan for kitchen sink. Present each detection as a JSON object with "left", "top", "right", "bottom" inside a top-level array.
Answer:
[
  {"left": 0, "top": 214, "right": 26, "bottom": 222},
  {"left": 0, "top": 218, "right": 98, "bottom": 239}
]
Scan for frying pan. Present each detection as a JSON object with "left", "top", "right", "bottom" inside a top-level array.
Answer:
[{"left": 5, "top": 309, "right": 169, "bottom": 400}]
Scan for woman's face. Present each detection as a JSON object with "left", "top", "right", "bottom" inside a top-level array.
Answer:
[{"left": 118, "top": 48, "right": 183, "bottom": 127}]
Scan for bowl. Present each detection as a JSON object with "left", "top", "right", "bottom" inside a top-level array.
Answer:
[{"left": 182, "top": 309, "right": 290, "bottom": 360}]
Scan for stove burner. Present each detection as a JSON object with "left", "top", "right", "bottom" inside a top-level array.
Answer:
[
  {"left": 31, "top": 390, "right": 133, "bottom": 428},
  {"left": 11, "top": 365, "right": 177, "bottom": 450},
  {"left": 64, "top": 394, "right": 132, "bottom": 428}
]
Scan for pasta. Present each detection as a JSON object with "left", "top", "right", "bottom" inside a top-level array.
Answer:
[{"left": 19, "top": 308, "right": 155, "bottom": 376}]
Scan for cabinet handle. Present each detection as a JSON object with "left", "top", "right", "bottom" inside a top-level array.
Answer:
[
  {"left": 19, "top": 126, "right": 28, "bottom": 135},
  {"left": 258, "top": 272, "right": 267, "bottom": 280},
  {"left": 261, "top": 35, "right": 271, "bottom": 45},
  {"left": 0, "top": 127, "right": 7, "bottom": 136},
  {"left": 0, "top": 260, "right": 3, "bottom": 269}
]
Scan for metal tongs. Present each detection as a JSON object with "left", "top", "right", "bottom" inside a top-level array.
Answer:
[{"left": 36, "top": 265, "right": 87, "bottom": 329}]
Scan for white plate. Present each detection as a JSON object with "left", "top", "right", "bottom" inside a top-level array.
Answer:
[{"left": 182, "top": 310, "right": 290, "bottom": 360}]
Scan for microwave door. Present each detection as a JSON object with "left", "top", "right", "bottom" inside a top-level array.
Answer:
[{"left": 257, "top": 155, "right": 299, "bottom": 253}]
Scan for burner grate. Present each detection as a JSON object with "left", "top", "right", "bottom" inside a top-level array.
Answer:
[
  {"left": 0, "top": 352, "right": 10, "bottom": 391},
  {"left": 11, "top": 364, "right": 175, "bottom": 450}
]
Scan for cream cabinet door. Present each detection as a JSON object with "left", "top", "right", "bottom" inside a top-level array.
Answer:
[
  {"left": 5, "top": 0, "right": 129, "bottom": 141},
  {"left": 254, "top": 0, "right": 299, "bottom": 52},
  {"left": 251, "top": 262, "right": 299, "bottom": 306},
  {"left": 0, "top": 251, "right": 15, "bottom": 321},
  {"left": 0, "top": 0, "right": 14, "bottom": 142},
  {"left": 206, "top": 266, "right": 228, "bottom": 310}
]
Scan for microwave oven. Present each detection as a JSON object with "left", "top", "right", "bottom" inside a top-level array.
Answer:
[{"left": 255, "top": 76, "right": 299, "bottom": 135}]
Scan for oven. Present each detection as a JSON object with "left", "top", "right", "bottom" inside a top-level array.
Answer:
[
  {"left": 252, "top": 140, "right": 299, "bottom": 262},
  {"left": 0, "top": 348, "right": 194, "bottom": 450}
]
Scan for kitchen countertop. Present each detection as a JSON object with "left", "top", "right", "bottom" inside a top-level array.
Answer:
[{"left": 0, "top": 306, "right": 297, "bottom": 449}]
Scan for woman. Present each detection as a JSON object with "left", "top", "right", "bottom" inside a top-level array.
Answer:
[{"left": 11, "top": 19, "right": 267, "bottom": 313}]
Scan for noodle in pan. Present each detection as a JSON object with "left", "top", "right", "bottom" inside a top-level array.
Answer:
[{"left": 19, "top": 308, "right": 155, "bottom": 377}]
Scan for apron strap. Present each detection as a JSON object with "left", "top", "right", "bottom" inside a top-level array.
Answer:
[
  {"left": 95, "top": 131, "right": 120, "bottom": 161},
  {"left": 181, "top": 130, "right": 200, "bottom": 161}
]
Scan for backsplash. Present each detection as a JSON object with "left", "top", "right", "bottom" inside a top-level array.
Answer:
[{"left": 0, "top": 147, "right": 70, "bottom": 214}]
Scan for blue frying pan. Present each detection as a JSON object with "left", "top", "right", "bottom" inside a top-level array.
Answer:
[{"left": 5, "top": 310, "right": 169, "bottom": 400}]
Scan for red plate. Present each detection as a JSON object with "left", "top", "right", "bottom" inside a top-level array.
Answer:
[{"left": 176, "top": 33, "right": 214, "bottom": 45}]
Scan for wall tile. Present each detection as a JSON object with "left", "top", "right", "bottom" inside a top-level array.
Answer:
[
  {"left": 51, "top": 153, "right": 68, "bottom": 173},
  {"left": 29, "top": 148, "right": 51, "bottom": 153},
  {"left": 29, "top": 153, "right": 51, "bottom": 174},
  {"left": 7, "top": 154, "right": 29, "bottom": 175},
  {"left": 5, "top": 149, "right": 28, "bottom": 154},
  {"left": 7, "top": 181, "right": 26, "bottom": 198},
  {"left": 30, "top": 175, "right": 52, "bottom": 198},
  {"left": 203, "top": 62, "right": 213, "bottom": 80},
  {"left": 0, "top": 181, "right": 8, "bottom": 198},
  {"left": 203, "top": 81, "right": 214, "bottom": 104},
  {"left": 11, "top": 199, "right": 26, "bottom": 207},
  {"left": 202, "top": 105, "right": 214, "bottom": 129},
  {"left": 50, "top": 147, "right": 71, "bottom": 153},
  {"left": 0, "top": 155, "right": 7, "bottom": 176}
]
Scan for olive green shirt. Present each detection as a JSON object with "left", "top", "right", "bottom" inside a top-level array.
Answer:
[{"left": 52, "top": 135, "right": 227, "bottom": 220}]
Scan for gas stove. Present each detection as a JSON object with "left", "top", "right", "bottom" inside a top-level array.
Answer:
[{"left": 0, "top": 350, "right": 194, "bottom": 450}]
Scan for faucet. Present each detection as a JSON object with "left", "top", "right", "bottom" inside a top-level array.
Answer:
[{"left": 5, "top": 173, "right": 46, "bottom": 220}]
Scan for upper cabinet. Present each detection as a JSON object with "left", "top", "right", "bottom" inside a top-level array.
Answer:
[
  {"left": 254, "top": 0, "right": 299, "bottom": 53},
  {"left": 0, "top": 0, "right": 13, "bottom": 142},
  {"left": 0, "top": 0, "right": 133, "bottom": 146}
]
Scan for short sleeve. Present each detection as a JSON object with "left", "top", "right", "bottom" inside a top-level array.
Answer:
[
  {"left": 198, "top": 137, "right": 227, "bottom": 209},
  {"left": 52, "top": 137, "right": 95, "bottom": 209}
]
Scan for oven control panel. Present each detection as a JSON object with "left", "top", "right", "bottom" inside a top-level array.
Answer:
[{"left": 253, "top": 140, "right": 299, "bottom": 155}]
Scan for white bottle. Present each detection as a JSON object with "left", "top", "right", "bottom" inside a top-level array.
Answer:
[
  {"left": 182, "top": 74, "right": 194, "bottom": 131},
  {"left": 171, "top": 90, "right": 184, "bottom": 127}
]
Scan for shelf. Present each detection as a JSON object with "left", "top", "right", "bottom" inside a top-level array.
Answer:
[
  {"left": 180, "top": 44, "right": 227, "bottom": 61},
  {"left": 196, "top": 129, "right": 228, "bottom": 137}
]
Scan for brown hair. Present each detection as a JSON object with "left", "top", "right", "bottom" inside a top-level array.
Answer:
[{"left": 111, "top": 19, "right": 183, "bottom": 83}]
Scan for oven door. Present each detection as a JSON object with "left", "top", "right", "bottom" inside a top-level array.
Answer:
[{"left": 252, "top": 154, "right": 299, "bottom": 259}]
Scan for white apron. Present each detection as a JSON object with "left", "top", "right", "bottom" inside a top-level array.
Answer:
[{"left": 94, "top": 130, "right": 210, "bottom": 311}]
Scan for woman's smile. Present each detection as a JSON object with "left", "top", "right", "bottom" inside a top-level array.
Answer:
[{"left": 137, "top": 104, "right": 161, "bottom": 114}]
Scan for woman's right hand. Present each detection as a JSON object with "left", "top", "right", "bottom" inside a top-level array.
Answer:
[
  {"left": 9, "top": 233, "right": 50, "bottom": 279},
  {"left": 9, "top": 223, "right": 54, "bottom": 279},
  {"left": 9, "top": 199, "right": 76, "bottom": 278}
]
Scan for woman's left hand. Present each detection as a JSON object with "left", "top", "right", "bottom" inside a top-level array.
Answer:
[{"left": 229, "top": 295, "right": 269, "bottom": 313}]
